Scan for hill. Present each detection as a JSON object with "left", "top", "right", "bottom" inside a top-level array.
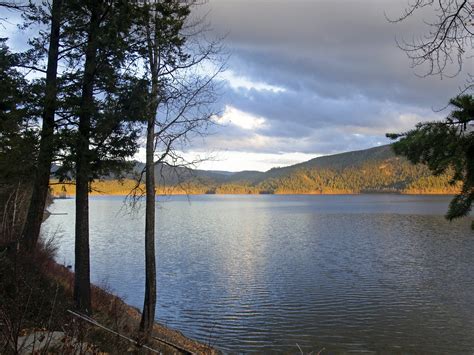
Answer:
[{"left": 50, "top": 145, "right": 459, "bottom": 196}]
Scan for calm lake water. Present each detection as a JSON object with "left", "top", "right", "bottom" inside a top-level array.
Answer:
[{"left": 43, "top": 194, "right": 474, "bottom": 353}]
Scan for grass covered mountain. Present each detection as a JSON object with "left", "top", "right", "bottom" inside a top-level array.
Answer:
[{"left": 50, "top": 145, "right": 458, "bottom": 196}]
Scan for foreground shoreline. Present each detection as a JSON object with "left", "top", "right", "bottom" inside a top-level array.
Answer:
[
  {"left": 44, "top": 259, "right": 219, "bottom": 354},
  {"left": 0, "top": 245, "right": 218, "bottom": 354}
]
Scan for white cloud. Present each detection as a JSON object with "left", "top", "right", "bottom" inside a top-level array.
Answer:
[
  {"left": 214, "top": 105, "right": 268, "bottom": 130},
  {"left": 133, "top": 148, "right": 318, "bottom": 172},
  {"left": 185, "top": 150, "right": 318, "bottom": 172}
]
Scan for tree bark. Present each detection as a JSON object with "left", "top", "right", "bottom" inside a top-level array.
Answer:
[
  {"left": 21, "top": 0, "right": 63, "bottom": 252},
  {"left": 74, "top": 1, "right": 101, "bottom": 314},
  {"left": 140, "top": 9, "right": 159, "bottom": 334},
  {"left": 140, "top": 92, "right": 158, "bottom": 339}
]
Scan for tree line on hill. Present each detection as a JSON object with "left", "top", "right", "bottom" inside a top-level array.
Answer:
[
  {"left": 48, "top": 144, "right": 461, "bottom": 196},
  {"left": 147, "top": 146, "right": 460, "bottom": 195}
]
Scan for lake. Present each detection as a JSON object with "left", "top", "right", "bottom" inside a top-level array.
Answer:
[{"left": 43, "top": 194, "right": 474, "bottom": 353}]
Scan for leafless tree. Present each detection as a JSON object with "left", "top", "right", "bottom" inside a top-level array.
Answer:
[
  {"left": 387, "top": 0, "right": 473, "bottom": 89},
  {"left": 131, "top": 0, "right": 224, "bottom": 341}
]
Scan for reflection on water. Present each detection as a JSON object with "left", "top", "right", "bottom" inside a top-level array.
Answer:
[{"left": 44, "top": 195, "right": 474, "bottom": 353}]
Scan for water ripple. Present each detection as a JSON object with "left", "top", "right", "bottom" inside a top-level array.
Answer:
[{"left": 44, "top": 195, "right": 474, "bottom": 353}]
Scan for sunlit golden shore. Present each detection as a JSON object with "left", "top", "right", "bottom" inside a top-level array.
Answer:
[{"left": 49, "top": 179, "right": 459, "bottom": 197}]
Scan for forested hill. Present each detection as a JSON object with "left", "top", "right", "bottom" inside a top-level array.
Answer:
[
  {"left": 149, "top": 144, "right": 458, "bottom": 194},
  {"left": 51, "top": 144, "right": 458, "bottom": 195}
]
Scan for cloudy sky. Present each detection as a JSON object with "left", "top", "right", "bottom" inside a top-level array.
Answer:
[
  {"left": 179, "top": 0, "right": 469, "bottom": 171},
  {"left": 1, "top": 1, "right": 469, "bottom": 172}
]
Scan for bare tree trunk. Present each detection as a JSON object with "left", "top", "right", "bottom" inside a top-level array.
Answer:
[
  {"left": 21, "top": 0, "right": 63, "bottom": 252},
  {"left": 140, "top": 113, "right": 157, "bottom": 338},
  {"left": 139, "top": 3, "right": 159, "bottom": 338},
  {"left": 140, "top": 94, "right": 158, "bottom": 339},
  {"left": 74, "top": 1, "right": 101, "bottom": 314},
  {"left": 137, "top": 0, "right": 221, "bottom": 340}
]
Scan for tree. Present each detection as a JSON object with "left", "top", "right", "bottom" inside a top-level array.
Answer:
[
  {"left": 21, "top": 0, "right": 64, "bottom": 252},
  {"left": 387, "top": 1, "right": 473, "bottom": 228},
  {"left": 387, "top": 0, "right": 473, "bottom": 86},
  {"left": 0, "top": 40, "right": 34, "bottom": 180},
  {"left": 72, "top": 0, "right": 143, "bottom": 314},
  {"left": 0, "top": 40, "right": 38, "bottom": 244},
  {"left": 133, "top": 0, "right": 222, "bottom": 340},
  {"left": 387, "top": 94, "right": 474, "bottom": 229},
  {"left": 42, "top": 0, "right": 145, "bottom": 313}
]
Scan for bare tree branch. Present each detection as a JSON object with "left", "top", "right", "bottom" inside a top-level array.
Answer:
[{"left": 387, "top": 0, "right": 473, "bottom": 89}]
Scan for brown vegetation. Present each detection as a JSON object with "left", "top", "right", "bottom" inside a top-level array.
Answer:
[{"left": 0, "top": 239, "right": 218, "bottom": 354}]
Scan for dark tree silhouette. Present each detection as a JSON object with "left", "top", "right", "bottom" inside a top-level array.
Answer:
[
  {"left": 388, "top": 94, "right": 474, "bottom": 228},
  {"left": 0, "top": 41, "right": 38, "bottom": 245},
  {"left": 46, "top": 0, "right": 145, "bottom": 314},
  {"left": 21, "top": 0, "right": 64, "bottom": 253}
]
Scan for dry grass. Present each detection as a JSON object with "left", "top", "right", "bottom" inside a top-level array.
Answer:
[
  {"left": 0, "top": 239, "right": 218, "bottom": 354},
  {"left": 44, "top": 260, "right": 219, "bottom": 354}
]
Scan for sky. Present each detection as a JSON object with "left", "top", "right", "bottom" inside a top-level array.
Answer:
[
  {"left": 176, "top": 0, "right": 469, "bottom": 171},
  {"left": 1, "top": 1, "right": 470, "bottom": 172}
]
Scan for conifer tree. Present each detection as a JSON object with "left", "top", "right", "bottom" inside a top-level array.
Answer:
[
  {"left": 21, "top": 0, "right": 63, "bottom": 252},
  {"left": 0, "top": 41, "right": 38, "bottom": 243},
  {"left": 41, "top": 0, "right": 147, "bottom": 313},
  {"left": 0, "top": 40, "right": 35, "bottom": 183},
  {"left": 388, "top": 95, "right": 474, "bottom": 228}
]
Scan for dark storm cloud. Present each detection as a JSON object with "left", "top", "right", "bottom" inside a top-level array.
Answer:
[
  {"left": 188, "top": 0, "right": 470, "bottom": 156},
  {"left": 1, "top": 1, "right": 469, "bottom": 160},
  {"left": 221, "top": 81, "right": 434, "bottom": 135},
  {"left": 208, "top": 0, "right": 466, "bottom": 103}
]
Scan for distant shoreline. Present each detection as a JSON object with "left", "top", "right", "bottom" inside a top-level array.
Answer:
[
  {"left": 53, "top": 191, "right": 457, "bottom": 198},
  {"left": 50, "top": 178, "right": 458, "bottom": 198}
]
